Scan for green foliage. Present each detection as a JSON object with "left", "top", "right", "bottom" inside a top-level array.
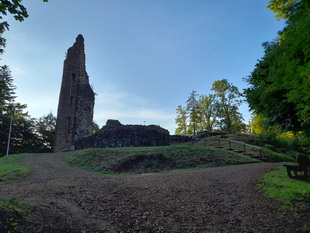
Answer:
[
  {"left": 264, "top": 148, "right": 296, "bottom": 162},
  {"left": 198, "top": 94, "right": 216, "bottom": 131},
  {"left": 211, "top": 79, "right": 244, "bottom": 133},
  {"left": 175, "top": 79, "right": 245, "bottom": 136},
  {"left": 204, "top": 133, "right": 299, "bottom": 162},
  {"left": 0, "top": 66, "right": 21, "bottom": 110},
  {"left": 175, "top": 105, "right": 187, "bottom": 135},
  {"left": 259, "top": 166, "right": 310, "bottom": 212},
  {"left": 298, "top": 136, "right": 310, "bottom": 153},
  {"left": 92, "top": 121, "right": 100, "bottom": 134},
  {"left": 0, "top": 65, "right": 28, "bottom": 155},
  {"left": 249, "top": 115, "right": 264, "bottom": 134},
  {"left": 186, "top": 90, "right": 200, "bottom": 135},
  {"left": 2, "top": 114, "right": 56, "bottom": 155},
  {"left": 34, "top": 112, "right": 56, "bottom": 152},
  {"left": 267, "top": 0, "right": 301, "bottom": 20},
  {"left": 0, "top": 198, "right": 25, "bottom": 214},
  {"left": 0, "top": 197, "right": 30, "bottom": 232},
  {"left": 0, "top": 0, "right": 54, "bottom": 155},
  {"left": 0, "top": 153, "right": 31, "bottom": 181},
  {"left": 255, "top": 133, "right": 301, "bottom": 161},
  {"left": 63, "top": 145, "right": 260, "bottom": 175},
  {"left": 210, "top": 79, "right": 245, "bottom": 132},
  {"left": 0, "top": 65, "right": 56, "bottom": 154},
  {"left": 0, "top": 0, "right": 48, "bottom": 32},
  {"left": 244, "top": 1, "right": 310, "bottom": 134}
]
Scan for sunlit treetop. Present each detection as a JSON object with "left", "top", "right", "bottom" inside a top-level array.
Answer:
[{"left": 267, "top": 0, "right": 304, "bottom": 20}]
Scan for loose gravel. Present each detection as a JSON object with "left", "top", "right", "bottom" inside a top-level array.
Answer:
[{"left": 0, "top": 153, "right": 300, "bottom": 232}]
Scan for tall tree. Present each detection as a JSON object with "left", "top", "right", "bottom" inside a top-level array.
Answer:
[
  {"left": 198, "top": 94, "right": 216, "bottom": 131},
  {"left": 0, "top": 66, "right": 27, "bottom": 155},
  {"left": 11, "top": 115, "right": 38, "bottom": 153},
  {"left": 212, "top": 79, "right": 243, "bottom": 133},
  {"left": 186, "top": 90, "right": 200, "bottom": 136},
  {"left": 249, "top": 114, "right": 265, "bottom": 135},
  {"left": 244, "top": 0, "right": 310, "bottom": 134},
  {"left": 0, "top": 0, "right": 50, "bottom": 155},
  {"left": 34, "top": 113, "right": 56, "bottom": 152},
  {"left": 175, "top": 105, "right": 187, "bottom": 135}
]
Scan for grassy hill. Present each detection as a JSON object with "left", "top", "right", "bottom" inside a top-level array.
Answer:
[
  {"left": 0, "top": 134, "right": 308, "bottom": 230},
  {"left": 0, "top": 154, "right": 31, "bottom": 182},
  {"left": 61, "top": 133, "right": 303, "bottom": 175},
  {"left": 63, "top": 145, "right": 261, "bottom": 175},
  {"left": 192, "top": 134, "right": 297, "bottom": 162}
]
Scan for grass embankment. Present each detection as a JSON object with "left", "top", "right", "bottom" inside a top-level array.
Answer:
[
  {"left": 0, "top": 154, "right": 34, "bottom": 232},
  {"left": 258, "top": 166, "right": 310, "bottom": 232},
  {"left": 229, "top": 134, "right": 299, "bottom": 162},
  {"left": 63, "top": 145, "right": 260, "bottom": 174},
  {"left": 259, "top": 166, "right": 310, "bottom": 212},
  {"left": 0, "top": 198, "right": 30, "bottom": 232},
  {"left": 0, "top": 154, "right": 32, "bottom": 182},
  {"left": 194, "top": 134, "right": 298, "bottom": 162}
]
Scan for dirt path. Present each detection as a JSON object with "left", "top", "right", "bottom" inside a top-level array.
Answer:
[{"left": 0, "top": 153, "right": 297, "bottom": 232}]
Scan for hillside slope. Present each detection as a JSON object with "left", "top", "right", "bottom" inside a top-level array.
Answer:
[{"left": 0, "top": 153, "right": 302, "bottom": 232}]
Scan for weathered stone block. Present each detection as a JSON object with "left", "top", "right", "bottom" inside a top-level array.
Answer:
[{"left": 75, "top": 120, "right": 170, "bottom": 149}]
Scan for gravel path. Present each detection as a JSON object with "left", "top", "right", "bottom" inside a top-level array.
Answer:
[{"left": 0, "top": 153, "right": 297, "bottom": 232}]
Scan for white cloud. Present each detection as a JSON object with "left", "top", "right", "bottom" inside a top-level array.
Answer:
[
  {"left": 11, "top": 66, "right": 29, "bottom": 76},
  {"left": 95, "top": 90, "right": 151, "bottom": 107},
  {"left": 94, "top": 90, "right": 176, "bottom": 133},
  {"left": 16, "top": 91, "right": 58, "bottom": 118},
  {"left": 132, "top": 109, "right": 174, "bottom": 121},
  {"left": 94, "top": 108, "right": 174, "bottom": 122}
]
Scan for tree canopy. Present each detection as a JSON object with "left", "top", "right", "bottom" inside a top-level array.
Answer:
[
  {"left": 267, "top": 0, "right": 302, "bottom": 19},
  {"left": 0, "top": 0, "right": 48, "bottom": 21},
  {"left": 175, "top": 79, "right": 245, "bottom": 136},
  {"left": 244, "top": 0, "right": 310, "bottom": 134},
  {"left": 0, "top": 0, "right": 57, "bottom": 155},
  {"left": 0, "top": 0, "right": 48, "bottom": 32}
]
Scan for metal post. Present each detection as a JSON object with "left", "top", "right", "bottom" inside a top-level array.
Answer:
[{"left": 6, "top": 107, "right": 15, "bottom": 159}]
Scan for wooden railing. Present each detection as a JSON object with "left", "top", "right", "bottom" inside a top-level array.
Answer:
[{"left": 199, "top": 138, "right": 264, "bottom": 158}]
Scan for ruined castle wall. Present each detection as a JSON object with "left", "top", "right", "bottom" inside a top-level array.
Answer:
[
  {"left": 54, "top": 35, "right": 95, "bottom": 152},
  {"left": 74, "top": 120, "right": 170, "bottom": 150}
]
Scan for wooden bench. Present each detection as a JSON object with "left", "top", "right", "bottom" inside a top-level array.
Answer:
[{"left": 284, "top": 155, "right": 310, "bottom": 180}]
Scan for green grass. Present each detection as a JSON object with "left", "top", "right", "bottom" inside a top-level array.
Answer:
[
  {"left": 0, "top": 197, "right": 31, "bottom": 232},
  {"left": 0, "top": 154, "right": 39, "bottom": 232},
  {"left": 63, "top": 145, "right": 261, "bottom": 175},
  {"left": 0, "top": 154, "right": 32, "bottom": 182},
  {"left": 194, "top": 134, "right": 298, "bottom": 162},
  {"left": 258, "top": 165, "right": 310, "bottom": 212}
]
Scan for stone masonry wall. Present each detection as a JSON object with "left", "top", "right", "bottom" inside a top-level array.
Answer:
[
  {"left": 54, "top": 35, "right": 95, "bottom": 152},
  {"left": 75, "top": 120, "right": 170, "bottom": 149}
]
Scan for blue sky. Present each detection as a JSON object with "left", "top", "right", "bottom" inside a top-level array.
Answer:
[{"left": 1, "top": 0, "right": 284, "bottom": 134}]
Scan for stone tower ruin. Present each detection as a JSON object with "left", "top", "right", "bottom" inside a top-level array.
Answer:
[{"left": 54, "top": 34, "right": 95, "bottom": 152}]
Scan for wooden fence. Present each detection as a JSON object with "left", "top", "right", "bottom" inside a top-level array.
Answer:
[{"left": 197, "top": 138, "right": 264, "bottom": 158}]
